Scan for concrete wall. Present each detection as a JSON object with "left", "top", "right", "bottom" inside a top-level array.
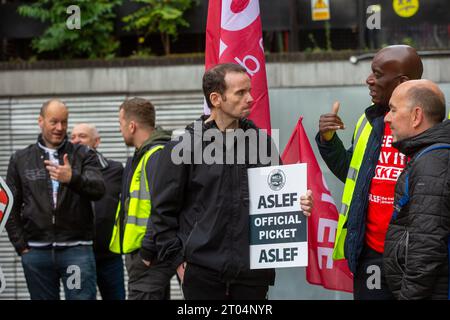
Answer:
[{"left": 1, "top": 57, "right": 450, "bottom": 96}]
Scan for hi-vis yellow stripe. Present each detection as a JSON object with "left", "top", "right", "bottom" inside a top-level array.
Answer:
[{"left": 333, "top": 114, "right": 372, "bottom": 260}]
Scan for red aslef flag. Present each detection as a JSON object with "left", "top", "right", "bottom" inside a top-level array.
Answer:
[
  {"left": 204, "top": 0, "right": 271, "bottom": 132},
  {"left": 282, "top": 117, "right": 353, "bottom": 293}
]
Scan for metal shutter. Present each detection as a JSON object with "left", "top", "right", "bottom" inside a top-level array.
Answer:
[{"left": 0, "top": 93, "right": 203, "bottom": 299}]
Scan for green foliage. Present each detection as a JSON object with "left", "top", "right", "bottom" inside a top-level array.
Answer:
[
  {"left": 129, "top": 47, "right": 154, "bottom": 59},
  {"left": 401, "top": 37, "right": 416, "bottom": 48},
  {"left": 307, "top": 33, "right": 322, "bottom": 53},
  {"left": 305, "top": 22, "right": 333, "bottom": 53},
  {"left": 324, "top": 22, "right": 332, "bottom": 51},
  {"left": 18, "top": 0, "right": 122, "bottom": 59},
  {"left": 123, "top": 0, "right": 196, "bottom": 55}
]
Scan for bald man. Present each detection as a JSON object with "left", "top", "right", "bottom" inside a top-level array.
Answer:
[
  {"left": 383, "top": 80, "right": 449, "bottom": 299},
  {"left": 71, "top": 123, "right": 125, "bottom": 300},
  {"left": 5, "top": 100, "right": 105, "bottom": 300},
  {"left": 316, "top": 45, "right": 424, "bottom": 299}
]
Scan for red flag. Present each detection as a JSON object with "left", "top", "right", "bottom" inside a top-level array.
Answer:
[
  {"left": 0, "top": 176, "right": 13, "bottom": 235},
  {"left": 204, "top": 0, "right": 271, "bottom": 132},
  {"left": 282, "top": 117, "right": 353, "bottom": 293},
  {"left": 0, "top": 176, "right": 13, "bottom": 293}
]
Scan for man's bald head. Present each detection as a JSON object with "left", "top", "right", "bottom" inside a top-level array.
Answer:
[
  {"left": 40, "top": 99, "right": 67, "bottom": 117},
  {"left": 400, "top": 79, "right": 446, "bottom": 124},
  {"left": 386, "top": 79, "right": 446, "bottom": 142},
  {"left": 376, "top": 45, "right": 423, "bottom": 80},
  {"left": 71, "top": 123, "right": 101, "bottom": 149},
  {"left": 367, "top": 45, "right": 423, "bottom": 107}
]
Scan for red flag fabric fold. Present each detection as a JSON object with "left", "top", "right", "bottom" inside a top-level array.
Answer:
[{"left": 282, "top": 117, "right": 353, "bottom": 293}]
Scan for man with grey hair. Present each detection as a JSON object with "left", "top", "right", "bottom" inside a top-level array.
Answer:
[
  {"left": 383, "top": 79, "right": 450, "bottom": 299},
  {"left": 71, "top": 123, "right": 125, "bottom": 300},
  {"left": 6, "top": 99, "right": 105, "bottom": 300}
]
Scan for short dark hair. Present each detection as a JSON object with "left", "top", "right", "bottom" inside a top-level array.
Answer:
[
  {"left": 119, "top": 97, "right": 155, "bottom": 128},
  {"left": 40, "top": 99, "right": 66, "bottom": 117},
  {"left": 202, "top": 63, "right": 247, "bottom": 109},
  {"left": 407, "top": 86, "right": 446, "bottom": 124}
]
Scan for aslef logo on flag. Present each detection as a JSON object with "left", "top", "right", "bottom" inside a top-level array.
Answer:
[
  {"left": 205, "top": 0, "right": 271, "bottom": 132},
  {"left": 0, "top": 176, "right": 13, "bottom": 294}
]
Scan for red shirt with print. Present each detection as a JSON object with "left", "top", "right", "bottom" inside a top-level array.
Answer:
[{"left": 365, "top": 124, "right": 407, "bottom": 253}]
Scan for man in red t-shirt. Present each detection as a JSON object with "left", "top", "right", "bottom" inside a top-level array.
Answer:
[{"left": 317, "top": 45, "right": 423, "bottom": 299}]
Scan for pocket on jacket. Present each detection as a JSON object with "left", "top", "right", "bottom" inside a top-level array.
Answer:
[{"left": 393, "top": 230, "right": 409, "bottom": 274}]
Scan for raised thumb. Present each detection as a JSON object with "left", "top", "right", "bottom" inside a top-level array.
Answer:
[
  {"left": 331, "top": 101, "right": 340, "bottom": 115},
  {"left": 63, "top": 154, "right": 70, "bottom": 166}
]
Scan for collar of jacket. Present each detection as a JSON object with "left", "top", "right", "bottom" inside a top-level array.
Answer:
[
  {"left": 363, "top": 104, "right": 389, "bottom": 142},
  {"left": 393, "top": 119, "right": 450, "bottom": 157},
  {"left": 133, "top": 126, "right": 171, "bottom": 160},
  {"left": 37, "top": 134, "right": 68, "bottom": 152},
  {"left": 364, "top": 104, "right": 389, "bottom": 123},
  {"left": 94, "top": 149, "right": 109, "bottom": 170},
  {"left": 186, "top": 115, "right": 259, "bottom": 133}
]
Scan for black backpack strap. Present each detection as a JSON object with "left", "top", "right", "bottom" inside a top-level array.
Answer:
[{"left": 391, "top": 143, "right": 450, "bottom": 220}]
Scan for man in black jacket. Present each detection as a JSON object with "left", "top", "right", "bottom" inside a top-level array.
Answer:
[
  {"left": 71, "top": 123, "right": 125, "bottom": 300},
  {"left": 6, "top": 99, "right": 105, "bottom": 300},
  {"left": 316, "top": 45, "right": 423, "bottom": 299},
  {"left": 149, "top": 63, "right": 313, "bottom": 300},
  {"left": 383, "top": 79, "right": 450, "bottom": 299}
]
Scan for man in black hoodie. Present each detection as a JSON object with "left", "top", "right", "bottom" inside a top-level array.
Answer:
[
  {"left": 149, "top": 63, "right": 313, "bottom": 300},
  {"left": 109, "top": 97, "right": 175, "bottom": 300},
  {"left": 383, "top": 79, "right": 450, "bottom": 299}
]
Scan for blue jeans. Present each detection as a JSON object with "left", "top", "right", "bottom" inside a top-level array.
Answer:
[
  {"left": 96, "top": 255, "right": 125, "bottom": 300},
  {"left": 21, "top": 245, "right": 97, "bottom": 300}
]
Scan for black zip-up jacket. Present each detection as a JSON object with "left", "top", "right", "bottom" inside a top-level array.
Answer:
[
  {"left": 383, "top": 120, "right": 450, "bottom": 300},
  {"left": 93, "top": 151, "right": 123, "bottom": 260},
  {"left": 315, "top": 104, "right": 387, "bottom": 273},
  {"left": 150, "top": 116, "right": 279, "bottom": 286},
  {"left": 6, "top": 135, "right": 105, "bottom": 255}
]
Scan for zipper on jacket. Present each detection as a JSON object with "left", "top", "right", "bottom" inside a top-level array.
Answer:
[{"left": 405, "top": 230, "right": 409, "bottom": 266}]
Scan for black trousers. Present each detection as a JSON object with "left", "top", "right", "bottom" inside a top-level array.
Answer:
[
  {"left": 353, "top": 244, "right": 395, "bottom": 300},
  {"left": 181, "top": 263, "right": 269, "bottom": 300},
  {"left": 125, "top": 251, "right": 175, "bottom": 300}
]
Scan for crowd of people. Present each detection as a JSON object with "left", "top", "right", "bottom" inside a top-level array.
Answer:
[{"left": 2, "top": 44, "right": 449, "bottom": 300}]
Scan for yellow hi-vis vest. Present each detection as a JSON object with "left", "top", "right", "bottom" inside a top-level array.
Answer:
[
  {"left": 333, "top": 114, "right": 372, "bottom": 260},
  {"left": 109, "top": 145, "right": 164, "bottom": 254}
]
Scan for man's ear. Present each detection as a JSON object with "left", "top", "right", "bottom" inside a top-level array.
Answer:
[
  {"left": 129, "top": 120, "right": 137, "bottom": 134},
  {"left": 412, "top": 106, "right": 424, "bottom": 128},
  {"left": 38, "top": 115, "right": 44, "bottom": 130},
  {"left": 94, "top": 137, "right": 101, "bottom": 149},
  {"left": 399, "top": 75, "right": 410, "bottom": 84},
  {"left": 209, "top": 92, "right": 222, "bottom": 109}
]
